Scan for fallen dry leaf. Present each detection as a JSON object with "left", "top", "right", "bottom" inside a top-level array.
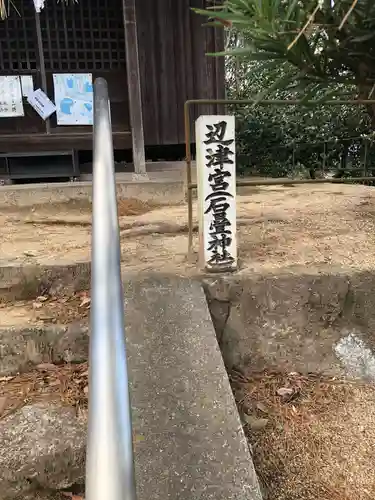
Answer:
[
  {"left": 79, "top": 297, "right": 91, "bottom": 308},
  {"left": 36, "top": 296, "right": 48, "bottom": 302},
  {"left": 243, "top": 414, "right": 269, "bottom": 431},
  {"left": 23, "top": 250, "right": 36, "bottom": 257},
  {"left": 37, "top": 315, "right": 56, "bottom": 322},
  {"left": 36, "top": 363, "right": 58, "bottom": 371},
  {"left": 256, "top": 402, "right": 269, "bottom": 414},
  {"left": 276, "top": 387, "right": 294, "bottom": 397},
  {"left": 62, "top": 493, "right": 85, "bottom": 500},
  {"left": 134, "top": 434, "right": 145, "bottom": 443}
]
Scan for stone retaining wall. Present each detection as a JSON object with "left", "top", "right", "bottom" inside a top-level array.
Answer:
[
  {"left": 203, "top": 269, "right": 375, "bottom": 380},
  {"left": 3, "top": 264, "right": 375, "bottom": 381}
]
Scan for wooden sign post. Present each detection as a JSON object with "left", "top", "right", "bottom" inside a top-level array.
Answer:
[{"left": 196, "top": 115, "right": 237, "bottom": 272}]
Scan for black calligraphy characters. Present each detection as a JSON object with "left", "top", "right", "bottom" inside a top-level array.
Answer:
[{"left": 204, "top": 120, "right": 235, "bottom": 268}]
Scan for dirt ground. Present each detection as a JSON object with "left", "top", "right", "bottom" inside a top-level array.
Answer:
[
  {"left": 3, "top": 182, "right": 375, "bottom": 328},
  {"left": 2, "top": 183, "right": 375, "bottom": 274},
  {"left": 0, "top": 361, "right": 89, "bottom": 426},
  {"left": 233, "top": 370, "right": 375, "bottom": 500},
  {"left": 1, "top": 362, "right": 375, "bottom": 500},
  {"left": 0, "top": 291, "right": 91, "bottom": 328},
  {"left": 2, "top": 183, "right": 375, "bottom": 499}
]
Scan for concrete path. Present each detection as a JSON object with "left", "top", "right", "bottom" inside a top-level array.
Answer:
[{"left": 124, "top": 274, "right": 261, "bottom": 500}]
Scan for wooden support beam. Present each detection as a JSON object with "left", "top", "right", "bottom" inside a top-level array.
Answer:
[
  {"left": 35, "top": 10, "right": 51, "bottom": 135},
  {"left": 122, "top": 0, "right": 147, "bottom": 178}
]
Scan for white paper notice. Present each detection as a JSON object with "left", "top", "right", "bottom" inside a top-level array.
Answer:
[
  {"left": 27, "top": 89, "right": 56, "bottom": 120},
  {"left": 0, "top": 76, "right": 24, "bottom": 117},
  {"left": 20, "top": 75, "right": 34, "bottom": 97},
  {"left": 53, "top": 73, "right": 93, "bottom": 125},
  {"left": 33, "top": 0, "right": 45, "bottom": 12}
]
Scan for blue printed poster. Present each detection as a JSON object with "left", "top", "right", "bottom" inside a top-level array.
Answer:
[{"left": 53, "top": 73, "right": 93, "bottom": 125}]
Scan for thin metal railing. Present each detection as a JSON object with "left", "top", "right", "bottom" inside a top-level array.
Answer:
[{"left": 86, "top": 77, "right": 137, "bottom": 500}]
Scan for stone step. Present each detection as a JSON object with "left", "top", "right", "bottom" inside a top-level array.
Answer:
[
  {"left": 0, "top": 274, "right": 262, "bottom": 500},
  {"left": 125, "top": 275, "right": 261, "bottom": 500}
]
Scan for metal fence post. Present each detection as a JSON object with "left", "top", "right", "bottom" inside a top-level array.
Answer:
[{"left": 86, "top": 77, "right": 137, "bottom": 500}]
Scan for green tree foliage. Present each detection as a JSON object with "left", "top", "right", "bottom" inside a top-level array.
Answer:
[
  {"left": 227, "top": 48, "right": 371, "bottom": 177},
  {"left": 194, "top": 1, "right": 375, "bottom": 177},
  {"left": 194, "top": 1, "right": 375, "bottom": 109}
]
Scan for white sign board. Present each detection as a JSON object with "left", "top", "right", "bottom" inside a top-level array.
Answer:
[
  {"left": 27, "top": 89, "right": 56, "bottom": 120},
  {"left": 20, "top": 75, "right": 34, "bottom": 97},
  {"left": 196, "top": 115, "right": 237, "bottom": 272},
  {"left": 0, "top": 76, "right": 24, "bottom": 117},
  {"left": 53, "top": 73, "right": 93, "bottom": 125}
]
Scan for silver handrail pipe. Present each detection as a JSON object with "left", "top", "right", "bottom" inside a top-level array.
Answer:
[{"left": 86, "top": 77, "right": 137, "bottom": 500}]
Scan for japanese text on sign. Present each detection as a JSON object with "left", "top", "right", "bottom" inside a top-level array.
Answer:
[
  {"left": 196, "top": 115, "right": 237, "bottom": 271},
  {"left": 0, "top": 76, "right": 24, "bottom": 117}
]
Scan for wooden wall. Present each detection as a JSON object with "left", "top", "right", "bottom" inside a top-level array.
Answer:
[
  {"left": 0, "top": 0, "right": 131, "bottom": 152},
  {"left": 0, "top": 0, "right": 224, "bottom": 151},
  {"left": 136, "top": 0, "right": 225, "bottom": 146}
]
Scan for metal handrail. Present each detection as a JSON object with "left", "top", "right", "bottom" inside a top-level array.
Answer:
[{"left": 86, "top": 78, "right": 137, "bottom": 500}]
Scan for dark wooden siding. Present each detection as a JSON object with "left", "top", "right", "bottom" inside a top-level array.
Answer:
[
  {"left": 0, "top": 0, "right": 223, "bottom": 151},
  {"left": 40, "top": 0, "right": 130, "bottom": 135},
  {"left": 0, "top": 0, "right": 131, "bottom": 152},
  {"left": 0, "top": 1, "right": 43, "bottom": 136},
  {"left": 136, "top": 0, "right": 225, "bottom": 146}
]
